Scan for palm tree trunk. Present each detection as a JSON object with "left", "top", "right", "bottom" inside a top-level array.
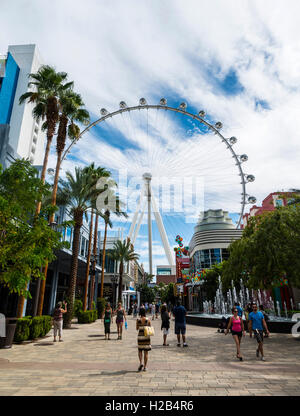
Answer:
[
  {"left": 83, "top": 209, "right": 94, "bottom": 311},
  {"left": 64, "top": 211, "right": 83, "bottom": 328},
  {"left": 100, "top": 221, "right": 108, "bottom": 298},
  {"left": 17, "top": 135, "right": 54, "bottom": 318},
  {"left": 37, "top": 149, "right": 64, "bottom": 316},
  {"left": 118, "top": 261, "right": 124, "bottom": 304},
  {"left": 88, "top": 213, "right": 99, "bottom": 310}
]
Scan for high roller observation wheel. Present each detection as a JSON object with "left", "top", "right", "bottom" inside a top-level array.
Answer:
[{"left": 61, "top": 98, "right": 256, "bottom": 228}]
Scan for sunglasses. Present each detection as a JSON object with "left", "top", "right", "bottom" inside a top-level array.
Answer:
[{"left": 233, "top": 310, "right": 238, "bottom": 312}]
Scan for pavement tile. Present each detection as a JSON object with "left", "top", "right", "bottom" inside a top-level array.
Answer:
[{"left": 0, "top": 318, "right": 299, "bottom": 396}]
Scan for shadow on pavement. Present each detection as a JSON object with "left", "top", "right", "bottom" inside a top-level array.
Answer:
[
  {"left": 89, "top": 370, "right": 138, "bottom": 376},
  {"left": 33, "top": 342, "right": 54, "bottom": 346}
]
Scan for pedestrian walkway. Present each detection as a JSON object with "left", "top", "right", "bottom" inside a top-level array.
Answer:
[{"left": 0, "top": 315, "right": 299, "bottom": 396}]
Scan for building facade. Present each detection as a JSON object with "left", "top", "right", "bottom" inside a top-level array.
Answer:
[
  {"left": 0, "top": 44, "right": 46, "bottom": 170},
  {"left": 187, "top": 209, "right": 243, "bottom": 311}
]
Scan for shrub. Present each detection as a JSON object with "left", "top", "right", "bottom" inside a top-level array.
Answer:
[
  {"left": 97, "top": 297, "right": 106, "bottom": 319},
  {"left": 91, "top": 301, "right": 96, "bottom": 310},
  {"left": 77, "top": 310, "right": 97, "bottom": 324},
  {"left": 42, "top": 316, "right": 52, "bottom": 337},
  {"left": 13, "top": 315, "right": 53, "bottom": 343},
  {"left": 30, "top": 317, "right": 43, "bottom": 339},
  {"left": 14, "top": 317, "right": 32, "bottom": 343},
  {"left": 74, "top": 299, "right": 83, "bottom": 317}
]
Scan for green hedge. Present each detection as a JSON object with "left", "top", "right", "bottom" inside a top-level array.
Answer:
[
  {"left": 77, "top": 310, "right": 98, "bottom": 324},
  {"left": 14, "top": 316, "right": 52, "bottom": 343},
  {"left": 14, "top": 317, "right": 32, "bottom": 343},
  {"left": 74, "top": 299, "right": 83, "bottom": 317}
]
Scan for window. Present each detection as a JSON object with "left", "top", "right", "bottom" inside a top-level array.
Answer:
[
  {"left": 275, "top": 199, "right": 283, "bottom": 207},
  {"left": 80, "top": 237, "right": 86, "bottom": 257}
]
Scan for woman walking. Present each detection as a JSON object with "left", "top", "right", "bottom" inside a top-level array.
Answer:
[
  {"left": 115, "top": 302, "right": 126, "bottom": 340},
  {"left": 103, "top": 302, "right": 113, "bottom": 340},
  {"left": 161, "top": 304, "right": 170, "bottom": 346},
  {"left": 136, "top": 307, "right": 152, "bottom": 371},
  {"left": 225, "top": 307, "right": 245, "bottom": 361}
]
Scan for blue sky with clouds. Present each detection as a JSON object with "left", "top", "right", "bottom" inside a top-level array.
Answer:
[{"left": 1, "top": 0, "right": 300, "bottom": 272}]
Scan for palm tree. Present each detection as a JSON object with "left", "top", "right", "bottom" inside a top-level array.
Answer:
[
  {"left": 37, "top": 90, "right": 90, "bottom": 315},
  {"left": 56, "top": 166, "right": 99, "bottom": 328},
  {"left": 18, "top": 66, "right": 73, "bottom": 318},
  {"left": 109, "top": 239, "right": 140, "bottom": 304},
  {"left": 82, "top": 164, "right": 111, "bottom": 311},
  {"left": 19, "top": 65, "right": 73, "bottom": 187},
  {"left": 99, "top": 195, "right": 128, "bottom": 299}
]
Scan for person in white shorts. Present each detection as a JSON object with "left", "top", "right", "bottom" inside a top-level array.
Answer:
[
  {"left": 53, "top": 301, "right": 67, "bottom": 342},
  {"left": 161, "top": 304, "right": 170, "bottom": 346}
]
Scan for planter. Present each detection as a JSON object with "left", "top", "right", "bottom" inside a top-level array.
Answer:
[{"left": 0, "top": 318, "right": 18, "bottom": 349}]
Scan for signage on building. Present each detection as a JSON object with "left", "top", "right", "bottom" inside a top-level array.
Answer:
[{"left": 103, "top": 285, "right": 113, "bottom": 297}]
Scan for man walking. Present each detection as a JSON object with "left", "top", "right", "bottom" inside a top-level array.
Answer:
[
  {"left": 234, "top": 302, "right": 243, "bottom": 318},
  {"left": 173, "top": 299, "right": 188, "bottom": 347},
  {"left": 248, "top": 303, "right": 270, "bottom": 361}
]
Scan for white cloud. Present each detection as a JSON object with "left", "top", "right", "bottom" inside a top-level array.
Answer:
[{"left": 2, "top": 0, "right": 300, "bottom": 272}]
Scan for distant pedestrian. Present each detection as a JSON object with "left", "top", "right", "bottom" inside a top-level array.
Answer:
[
  {"left": 173, "top": 299, "right": 188, "bottom": 347},
  {"left": 145, "top": 302, "right": 148, "bottom": 313},
  {"left": 248, "top": 303, "right": 270, "bottom": 361},
  {"left": 133, "top": 302, "right": 138, "bottom": 318},
  {"left": 151, "top": 303, "right": 155, "bottom": 320},
  {"left": 234, "top": 302, "right": 243, "bottom": 318},
  {"left": 155, "top": 302, "right": 160, "bottom": 319},
  {"left": 115, "top": 302, "right": 127, "bottom": 340},
  {"left": 225, "top": 307, "right": 245, "bottom": 361},
  {"left": 136, "top": 307, "right": 152, "bottom": 371},
  {"left": 161, "top": 305, "right": 170, "bottom": 346},
  {"left": 53, "top": 301, "right": 67, "bottom": 342},
  {"left": 103, "top": 302, "right": 112, "bottom": 340}
]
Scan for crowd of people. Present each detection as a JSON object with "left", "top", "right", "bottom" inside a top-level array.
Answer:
[{"left": 51, "top": 298, "right": 271, "bottom": 371}]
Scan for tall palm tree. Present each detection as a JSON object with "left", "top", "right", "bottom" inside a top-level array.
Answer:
[
  {"left": 56, "top": 166, "right": 99, "bottom": 328},
  {"left": 17, "top": 66, "right": 72, "bottom": 318},
  {"left": 19, "top": 65, "right": 73, "bottom": 187},
  {"left": 82, "top": 164, "right": 111, "bottom": 311},
  {"left": 99, "top": 195, "right": 128, "bottom": 299},
  {"left": 109, "top": 239, "right": 140, "bottom": 304},
  {"left": 37, "top": 90, "right": 90, "bottom": 315}
]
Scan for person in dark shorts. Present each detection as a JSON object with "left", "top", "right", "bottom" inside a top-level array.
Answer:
[
  {"left": 136, "top": 308, "right": 152, "bottom": 371},
  {"left": 225, "top": 307, "right": 245, "bottom": 361},
  {"left": 103, "top": 302, "right": 112, "bottom": 340},
  {"left": 173, "top": 300, "right": 188, "bottom": 347},
  {"left": 161, "top": 304, "right": 170, "bottom": 346},
  {"left": 115, "top": 302, "right": 126, "bottom": 340},
  {"left": 248, "top": 303, "right": 270, "bottom": 361}
]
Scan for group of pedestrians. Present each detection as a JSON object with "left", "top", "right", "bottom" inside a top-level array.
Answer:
[{"left": 225, "top": 302, "right": 270, "bottom": 361}]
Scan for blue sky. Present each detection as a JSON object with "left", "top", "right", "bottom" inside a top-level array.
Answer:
[{"left": 1, "top": 0, "right": 300, "bottom": 272}]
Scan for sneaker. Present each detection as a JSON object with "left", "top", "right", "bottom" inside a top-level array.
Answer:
[
  {"left": 183, "top": 343, "right": 188, "bottom": 347},
  {"left": 177, "top": 343, "right": 181, "bottom": 347},
  {"left": 261, "top": 357, "right": 266, "bottom": 361},
  {"left": 256, "top": 349, "right": 259, "bottom": 357},
  {"left": 59, "top": 339, "right": 63, "bottom": 342}
]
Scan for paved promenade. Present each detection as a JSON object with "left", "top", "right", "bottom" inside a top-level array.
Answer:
[{"left": 0, "top": 315, "right": 299, "bottom": 396}]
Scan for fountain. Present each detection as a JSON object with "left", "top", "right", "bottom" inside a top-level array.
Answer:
[
  {"left": 276, "top": 300, "right": 281, "bottom": 317},
  {"left": 186, "top": 276, "right": 296, "bottom": 333}
]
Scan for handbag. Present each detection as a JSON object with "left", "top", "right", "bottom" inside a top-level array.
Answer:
[{"left": 144, "top": 325, "right": 155, "bottom": 337}]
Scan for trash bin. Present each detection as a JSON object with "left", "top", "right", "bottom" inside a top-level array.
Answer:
[{"left": 0, "top": 318, "right": 17, "bottom": 349}]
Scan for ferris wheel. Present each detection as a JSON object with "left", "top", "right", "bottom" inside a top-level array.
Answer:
[{"left": 62, "top": 98, "right": 256, "bottom": 273}]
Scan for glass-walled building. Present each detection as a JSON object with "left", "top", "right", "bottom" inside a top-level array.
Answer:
[{"left": 187, "top": 209, "right": 243, "bottom": 311}]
